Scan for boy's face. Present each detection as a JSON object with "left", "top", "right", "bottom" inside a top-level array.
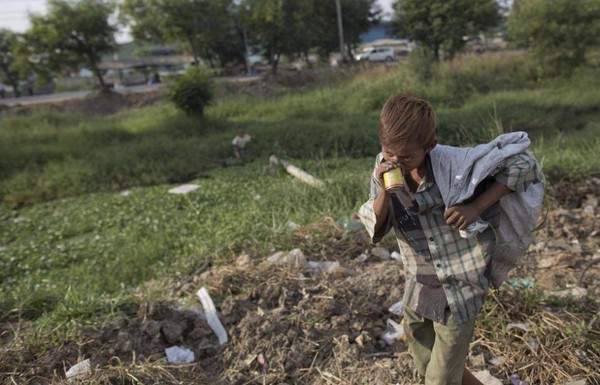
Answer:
[{"left": 381, "top": 139, "right": 436, "bottom": 173}]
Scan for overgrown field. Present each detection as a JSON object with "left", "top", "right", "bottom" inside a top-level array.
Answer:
[{"left": 1, "top": 52, "right": 599, "bottom": 384}]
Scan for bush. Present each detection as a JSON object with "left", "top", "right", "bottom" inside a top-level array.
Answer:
[
  {"left": 508, "top": 0, "right": 600, "bottom": 76},
  {"left": 168, "top": 66, "right": 213, "bottom": 117}
]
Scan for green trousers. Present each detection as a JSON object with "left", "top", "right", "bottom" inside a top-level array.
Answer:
[{"left": 404, "top": 306, "right": 476, "bottom": 385}]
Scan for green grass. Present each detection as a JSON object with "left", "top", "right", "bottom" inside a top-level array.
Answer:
[{"left": 1, "top": 51, "right": 599, "bottom": 331}]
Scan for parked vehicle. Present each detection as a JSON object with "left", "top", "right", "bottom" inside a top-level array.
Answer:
[{"left": 355, "top": 46, "right": 395, "bottom": 62}]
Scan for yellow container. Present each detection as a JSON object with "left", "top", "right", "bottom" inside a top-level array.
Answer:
[{"left": 383, "top": 168, "right": 404, "bottom": 191}]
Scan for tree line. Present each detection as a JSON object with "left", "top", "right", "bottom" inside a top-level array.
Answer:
[{"left": 1, "top": 0, "right": 598, "bottom": 97}]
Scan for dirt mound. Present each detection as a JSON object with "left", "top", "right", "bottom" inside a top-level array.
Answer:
[{"left": 1, "top": 181, "right": 599, "bottom": 384}]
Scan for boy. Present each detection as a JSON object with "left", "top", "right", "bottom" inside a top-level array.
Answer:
[
  {"left": 232, "top": 129, "right": 252, "bottom": 161},
  {"left": 359, "top": 93, "right": 543, "bottom": 385}
]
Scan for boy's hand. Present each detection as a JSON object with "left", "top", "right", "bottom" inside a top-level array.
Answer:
[
  {"left": 444, "top": 204, "right": 479, "bottom": 230},
  {"left": 375, "top": 161, "right": 401, "bottom": 190}
]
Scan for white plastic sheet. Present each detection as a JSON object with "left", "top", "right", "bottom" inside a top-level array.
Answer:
[
  {"left": 165, "top": 346, "right": 195, "bottom": 364},
  {"left": 197, "top": 287, "right": 228, "bottom": 345}
]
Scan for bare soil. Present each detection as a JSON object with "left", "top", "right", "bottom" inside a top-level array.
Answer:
[{"left": 1, "top": 178, "right": 598, "bottom": 385}]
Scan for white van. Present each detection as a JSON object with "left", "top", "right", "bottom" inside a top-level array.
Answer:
[{"left": 355, "top": 46, "right": 395, "bottom": 62}]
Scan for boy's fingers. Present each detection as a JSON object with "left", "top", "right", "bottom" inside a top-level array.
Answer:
[
  {"left": 444, "top": 207, "right": 455, "bottom": 219},
  {"left": 446, "top": 211, "right": 460, "bottom": 225}
]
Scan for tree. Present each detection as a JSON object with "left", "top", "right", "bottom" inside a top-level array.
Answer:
[
  {"left": 23, "top": 0, "right": 117, "bottom": 88},
  {"left": 119, "top": 0, "right": 240, "bottom": 68},
  {"left": 0, "top": 30, "right": 22, "bottom": 97},
  {"left": 392, "top": 0, "right": 500, "bottom": 60},
  {"left": 508, "top": 0, "right": 600, "bottom": 75}
]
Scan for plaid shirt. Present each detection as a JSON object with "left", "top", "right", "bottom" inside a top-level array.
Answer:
[{"left": 359, "top": 152, "right": 536, "bottom": 325}]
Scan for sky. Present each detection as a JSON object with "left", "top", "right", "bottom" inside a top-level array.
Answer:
[{"left": 0, "top": 0, "right": 395, "bottom": 42}]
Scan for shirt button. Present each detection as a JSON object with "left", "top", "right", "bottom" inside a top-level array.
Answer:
[
  {"left": 436, "top": 263, "right": 441, "bottom": 268},
  {"left": 429, "top": 237, "right": 434, "bottom": 241}
]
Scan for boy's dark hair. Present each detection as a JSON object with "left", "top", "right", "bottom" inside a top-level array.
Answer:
[{"left": 378, "top": 93, "right": 436, "bottom": 149}]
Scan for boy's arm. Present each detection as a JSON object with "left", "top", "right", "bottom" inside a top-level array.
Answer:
[
  {"left": 445, "top": 152, "right": 540, "bottom": 230},
  {"left": 359, "top": 156, "right": 399, "bottom": 242},
  {"left": 444, "top": 182, "right": 511, "bottom": 230}
]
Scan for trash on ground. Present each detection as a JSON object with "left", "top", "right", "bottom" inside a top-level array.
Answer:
[
  {"left": 267, "top": 249, "right": 308, "bottom": 268},
  {"left": 548, "top": 286, "right": 588, "bottom": 300},
  {"left": 355, "top": 252, "right": 369, "bottom": 262},
  {"left": 380, "top": 319, "right": 404, "bottom": 345},
  {"left": 489, "top": 356, "right": 505, "bottom": 367},
  {"left": 65, "top": 359, "right": 90, "bottom": 378},
  {"left": 388, "top": 301, "right": 404, "bottom": 316},
  {"left": 506, "top": 277, "right": 535, "bottom": 288},
  {"left": 119, "top": 190, "right": 130, "bottom": 197},
  {"left": 507, "top": 322, "right": 532, "bottom": 332},
  {"left": 168, "top": 184, "right": 200, "bottom": 194},
  {"left": 510, "top": 373, "right": 530, "bottom": 385},
  {"left": 197, "top": 287, "right": 228, "bottom": 345},
  {"left": 165, "top": 346, "right": 195, "bottom": 364},
  {"left": 269, "top": 155, "right": 324, "bottom": 187},
  {"left": 473, "top": 370, "right": 503, "bottom": 385},
  {"left": 390, "top": 251, "right": 402, "bottom": 261},
  {"left": 285, "top": 220, "right": 300, "bottom": 231},
  {"left": 371, "top": 247, "right": 391, "bottom": 260},
  {"left": 336, "top": 215, "right": 363, "bottom": 230},
  {"left": 307, "top": 260, "right": 353, "bottom": 276}
]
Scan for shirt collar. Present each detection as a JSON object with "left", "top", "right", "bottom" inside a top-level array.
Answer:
[{"left": 416, "top": 155, "right": 435, "bottom": 192}]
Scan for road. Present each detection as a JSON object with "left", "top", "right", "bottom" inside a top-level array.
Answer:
[
  {"left": 0, "top": 84, "right": 165, "bottom": 107},
  {"left": 0, "top": 75, "right": 262, "bottom": 108}
]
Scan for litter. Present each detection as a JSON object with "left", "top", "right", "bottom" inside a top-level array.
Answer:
[
  {"left": 371, "top": 247, "right": 391, "bottom": 259},
  {"left": 489, "top": 356, "right": 505, "bottom": 367},
  {"left": 197, "top": 287, "right": 228, "bottom": 345},
  {"left": 65, "top": 359, "right": 90, "bottom": 378},
  {"left": 119, "top": 190, "right": 130, "bottom": 197},
  {"left": 507, "top": 322, "right": 532, "bottom": 332},
  {"left": 285, "top": 220, "right": 300, "bottom": 231},
  {"left": 510, "top": 373, "right": 530, "bottom": 385},
  {"left": 381, "top": 319, "right": 404, "bottom": 345},
  {"left": 391, "top": 251, "right": 402, "bottom": 261},
  {"left": 307, "top": 261, "right": 352, "bottom": 276},
  {"left": 165, "top": 346, "right": 195, "bottom": 364},
  {"left": 506, "top": 277, "right": 535, "bottom": 288},
  {"left": 355, "top": 253, "right": 369, "bottom": 262},
  {"left": 267, "top": 249, "right": 308, "bottom": 268},
  {"left": 336, "top": 215, "right": 363, "bottom": 230},
  {"left": 473, "top": 370, "right": 502, "bottom": 385},
  {"left": 168, "top": 184, "right": 200, "bottom": 194},
  {"left": 565, "top": 380, "right": 586, "bottom": 385},
  {"left": 388, "top": 301, "right": 404, "bottom": 316},
  {"left": 459, "top": 219, "right": 489, "bottom": 239}
]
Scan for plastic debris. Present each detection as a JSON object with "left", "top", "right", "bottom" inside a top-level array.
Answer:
[
  {"left": 549, "top": 286, "right": 588, "bottom": 300},
  {"left": 371, "top": 247, "right": 391, "bottom": 259},
  {"left": 489, "top": 356, "right": 505, "bottom": 367},
  {"left": 119, "top": 190, "right": 130, "bottom": 197},
  {"left": 307, "top": 261, "right": 352, "bottom": 276},
  {"left": 336, "top": 214, "right": 363, "bottom": 230},
  {"left": 459, "top": 219, "right": 489, "bottom": 239},
  {"left": 388, "top": 301, "right": 404, "bottom": 316},
  {"left": 390, "top": 251, "right": 402, "bottom": 261},
  {"left": 165, "top": 346, "right": 195, "bottom": 364},
  {"left": 65, "top": 359, "right": 90, "bottom": 378},
  {"left": 510, "top": 373, "right": 530, "bottom": 385},
  {"left": 473, "top": 370, "right": 503, "bottom": 385},
  {"left": 355, "top": 252, "right": 369, "bottom": 262},
  {"left": 506, "top": 277, "right": 535, "bottom": 288},
  {"left": 197, "top": 287, "right": 228, "bottom": 345},
  {"left": 267, "top": 249, "right": 308, "bottom": 268},
  {"left": 381, "top": 319, "right": 404, "bottom": 345},
  {"left": 168, "top": 184, "right": 200, "bottom": 194},
  {"left": 507, "top": 322, "right": 532, "bottom": 332},
  {"left": 285, "top": 220, "right": 300, "bottom": 231}
]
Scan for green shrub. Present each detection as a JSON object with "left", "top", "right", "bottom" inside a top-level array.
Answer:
[
  {"left": 407, "top": 47, "right": 435, "bottom": 84},
  {"left": 168, "top": 66, "right": 213, "bottom": 117},
  {"left": 508, "top": 0, "right": 600, "bottom": 76}
]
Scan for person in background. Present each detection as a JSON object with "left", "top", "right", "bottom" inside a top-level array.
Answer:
[{"left": 232, "top": 129, "right": 253, "bottom": 162}]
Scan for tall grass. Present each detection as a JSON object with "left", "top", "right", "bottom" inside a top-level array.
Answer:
[{"left": 1, "top": 52, "right": 599, "bottom": 208}]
